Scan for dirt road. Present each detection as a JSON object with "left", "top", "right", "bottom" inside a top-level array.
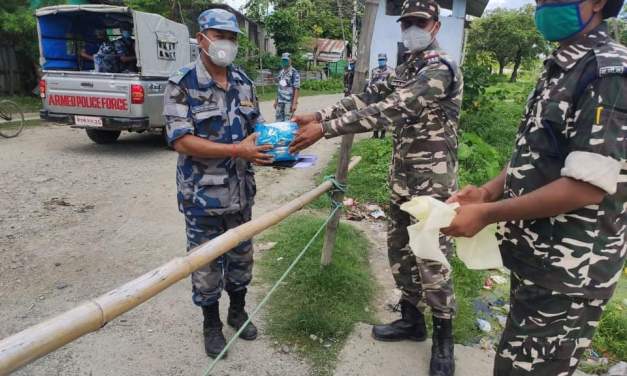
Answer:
[{"left": 0, "top": 94, "right": 344, "bottom": 376}]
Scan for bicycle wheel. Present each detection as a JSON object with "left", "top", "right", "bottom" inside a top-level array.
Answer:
[{"left": 0, "top": 100, "right": 25, "bottom": 138}]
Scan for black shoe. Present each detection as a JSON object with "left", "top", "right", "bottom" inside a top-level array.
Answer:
[
  {"left": 371, "top": 300, "right": 427, "bottom": 342},
  {"left": 227, "top": 289, "right": 258, "bottom": 340},
  {"left": 202, "top": 303, "right": 227, "bottom": 359},
  {"left": 430, "top": 317, "right": 455, "bottom": 376}
]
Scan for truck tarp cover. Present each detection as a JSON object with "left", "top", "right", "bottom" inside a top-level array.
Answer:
[{"left": 36, "top": 5, "right": 190, "bottom": 77}]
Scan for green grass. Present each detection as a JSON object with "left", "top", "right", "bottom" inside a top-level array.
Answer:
[
  {"left": 312, "top": 136, "right": 393, "bottom": 209},
  {"left": 0, "top": 95, "right": 42, "bottom": 113},
  {"left": 257, "top": 79, "right": 344, "bottom": 102},
  {"left": 449, "top": 257, "right": 487, "bottom": 344},
  {"left": 258, "top": 214, "right": 376, "bottom": 375},
  {"left": 592, "top": 276, "right": 627, "bottom": 363}
]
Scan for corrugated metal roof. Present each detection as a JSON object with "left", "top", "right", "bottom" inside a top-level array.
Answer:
[{"left": 315, "top": 38, "right": 347, "bottom": 62}]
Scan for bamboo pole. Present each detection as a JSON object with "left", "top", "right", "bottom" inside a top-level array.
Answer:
[
  {"left": 320, "top": 0, "right": 380, "bottom": 267},
  {"left": 0, "top": 156, "right": 361, "bottom": 376}
]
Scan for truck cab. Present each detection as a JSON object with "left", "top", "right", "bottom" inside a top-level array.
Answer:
[{"left": 36, "top": 4, "right": 197, "bottom": 144}]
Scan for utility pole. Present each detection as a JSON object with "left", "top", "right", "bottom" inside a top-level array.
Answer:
[
  {"left": 336, "top": 0, "right": 348, "bottom": 45},
  {"left": 320, "top": 0, "right": 379, "bottom": 267},
  {"left": 351, "top": 0, "right": 358, "bottom": 58}
]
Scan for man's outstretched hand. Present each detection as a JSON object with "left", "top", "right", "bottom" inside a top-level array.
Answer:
[
  {"left": 291, "top": 112, "right": 319, "bottom": 126},
  {"left": 289, "top": 121, "right": 324, "bottom": 153}
]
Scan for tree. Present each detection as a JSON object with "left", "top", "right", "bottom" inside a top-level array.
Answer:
[
  {"left": 0, "top": 0, "right": 65, "bottom": 94},
  {"left": 467, "top": 6, "right": 550, "bottom": 82},
  {"left": 506, "top": 5, "right": 549, "bottom": 82},
  {"left": 244, "top": 0, "right": 354, "bottom": 55},
  {"left": 265, "top": 8, "right": 303, "bottom": 54}
]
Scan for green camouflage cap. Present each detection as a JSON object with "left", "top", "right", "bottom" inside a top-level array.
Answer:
[{"left": 397, "top": 0, "right": 440, "bottom": 22}]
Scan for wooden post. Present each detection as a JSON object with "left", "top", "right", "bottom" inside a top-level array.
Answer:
[
  {"left": 320, "top": 0, "right": 380, "bottom": 267},
  {"left": 0, "top": 158, "right": 361, "bottom": 376}
]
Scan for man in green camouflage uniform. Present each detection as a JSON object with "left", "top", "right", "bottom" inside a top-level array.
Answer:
[
  {"left": 290, "top": 1, "right": 462, "bottom": 374},
  {"left": 443, "top": 1, "right": 626, "bottom": 375}
]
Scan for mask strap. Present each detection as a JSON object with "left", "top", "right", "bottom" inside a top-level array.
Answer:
[{"left": 577, "top": 1, "right": 596, "bottom": 30}]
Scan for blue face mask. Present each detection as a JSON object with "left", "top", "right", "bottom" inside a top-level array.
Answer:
[
  {"left": 122, "top": 30, "right": 131, "bottom": 39},
  {"left": 535, "top": 0, "right": 594, "bottom": 42},
  {"left": 378, "top": 59, "right": 386, "bottom": 68}
]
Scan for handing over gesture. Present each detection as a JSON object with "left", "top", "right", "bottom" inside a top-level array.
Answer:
[{"left": 289, "top": 112, "right": 324, "bottom": 153}]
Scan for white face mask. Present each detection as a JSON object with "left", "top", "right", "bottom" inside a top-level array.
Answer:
[
  {"left": 200, "top": 33, "right": 238, "bottom": 67},
  {"left": 402, "top": 25, "right": 435, "bottom": 53}
]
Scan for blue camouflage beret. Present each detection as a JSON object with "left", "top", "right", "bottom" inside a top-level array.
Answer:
[{"left": 198, "top": 9, "right": 242, "bottom": 34}]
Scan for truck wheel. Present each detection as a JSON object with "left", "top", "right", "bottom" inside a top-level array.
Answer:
[{"left": 85, "top": 129, "right": 121, "bottom": 144}]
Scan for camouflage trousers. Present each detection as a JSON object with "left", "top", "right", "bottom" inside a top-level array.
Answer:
[
  {"left": 494, "top": 272, "right": 608, "bottom": 376},
  {"left": 275, "top": 102, "right": 293, "bottom": 122},
  {"left": 184, "top": 207, "right": 253, "bottom": 307},
  {"left": 388, "top": 200, "right": 456, "bottom": 319}
]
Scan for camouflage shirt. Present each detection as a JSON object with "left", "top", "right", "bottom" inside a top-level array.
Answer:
[
  {"left": 499, "top": 23, "right": 627, "bottom": 299},
  {"left": 94, "top": 40, "right": 119, "bottom": 73},
  {"left": 163, "top": 58, "right": 264, "bottom": 217},
  {"left": 318, "top": 43, "right": 463, "bottom": 201},
  {"left": 276, "top": 66, "right": 301, "bottom": 103},
  {"left": 370, "top": 65, "right": 394, "bottom": 84}
]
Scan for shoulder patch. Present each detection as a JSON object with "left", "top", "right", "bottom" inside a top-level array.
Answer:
[
  {"left": 168, "top": 64, "right": 194, "bottom": 85},
  {"left": 423, "top": 50, "right": 440, "bottom": 60},
  {"left": 593, "top": 42, "right": 627, "bottom": 78},
  {"left": 599, "top": 66, "right": 626, "bottom": 76}
]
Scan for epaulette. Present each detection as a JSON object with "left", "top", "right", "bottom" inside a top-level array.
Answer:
[
  {"left": 593, "top": 41, "right": 627, "bottom": 78},
  {"left": 422, "top": 50, "right": 442, "bottom": 66},
  {"left": 168, "top": 63, "right": 195, "bottom": 84}
]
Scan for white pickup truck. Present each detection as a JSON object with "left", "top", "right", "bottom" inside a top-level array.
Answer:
[{"left": 36, "top": 4, "right": 198, "bottom": 144}]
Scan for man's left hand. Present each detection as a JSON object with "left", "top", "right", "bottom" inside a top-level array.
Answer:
[
  {"left": 290, "top": 103, "right": 298, "bottom": 113},
  {"left": 289, "top": 121, "right": 324, "bottom": 153},
  {"left": 441, "top": 204, "right": 491, "bottom": 238}
]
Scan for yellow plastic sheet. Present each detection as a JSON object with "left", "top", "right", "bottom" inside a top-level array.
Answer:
[{"left": 400, "top": 196, "right": 503, "bottom": 270}]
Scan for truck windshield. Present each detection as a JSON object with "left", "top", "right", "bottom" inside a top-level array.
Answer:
[{"left": 39, "top": 11, "right": 137, "bottom": 74}]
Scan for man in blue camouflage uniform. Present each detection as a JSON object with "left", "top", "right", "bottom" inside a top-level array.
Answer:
[
  {"left": 163, "top": 8, "right": 273, "bottom": 359},
  {"left": 444, "top": 1, "right": 626, "bottom": 375},
  {"left": 80, "top": 29, "right": 117, "bottom": 72},
  {"left": 114, "top": 23, "right": 137, "bottom": 73},
  {"left": 343, "top": 58, "right": 356, "bottom": 96},
  {"left": 371, "top": 53, "right": 394, "bottom": 138},
  {"left": 93, "top": 29, "right": 119, "bottom": 73},
  {"left": 290, "top": 1, "right": 463, "bottom": 375},
  {"left": 274, "top": 52, "right": 301, "bottom": 121}
]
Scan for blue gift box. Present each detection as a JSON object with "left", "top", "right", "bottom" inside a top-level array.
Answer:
[{"left": 255, "top": 121, "right": 300, "bottom": 162}]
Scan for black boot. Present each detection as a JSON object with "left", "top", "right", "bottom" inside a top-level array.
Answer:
[
  {"left": 227, "top": 289, "right": 258, "bottom": 340},
  {"left": 430, "top": 317, "right": 455, "bottom": 376},
  {"left": 371, "top": 300, "right": 427, "bottom": 342},
  {"left": 202, "top": 302, "right": 227, "bottom": 359}
]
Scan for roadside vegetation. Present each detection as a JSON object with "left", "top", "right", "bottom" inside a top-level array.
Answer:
[
  {"left": 258, "top": 214, "right": 375, "bottom": 375},
  {"left": 257, "top": 78, "right": 344, "bottom": 102}
]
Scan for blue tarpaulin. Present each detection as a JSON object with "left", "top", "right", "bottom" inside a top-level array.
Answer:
[{"left": 38, "top": 12, "right": 112, "bottom": 70}]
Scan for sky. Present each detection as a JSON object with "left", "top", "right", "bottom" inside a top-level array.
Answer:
[
  {"left": 224, "top": 0, "right": 536, "bottom": 12},
  {"left": 486, "top": 0, "right": 534, "bottom": 10}
]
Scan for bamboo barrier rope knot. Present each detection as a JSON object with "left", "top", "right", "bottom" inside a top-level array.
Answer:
[{"left": 323, "top": 175, "right": 348, "bottom": 208}]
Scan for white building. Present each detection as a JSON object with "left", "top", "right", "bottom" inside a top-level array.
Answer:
[{"left": 369, "top": 0, "right": 489, "bottom": 69}]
